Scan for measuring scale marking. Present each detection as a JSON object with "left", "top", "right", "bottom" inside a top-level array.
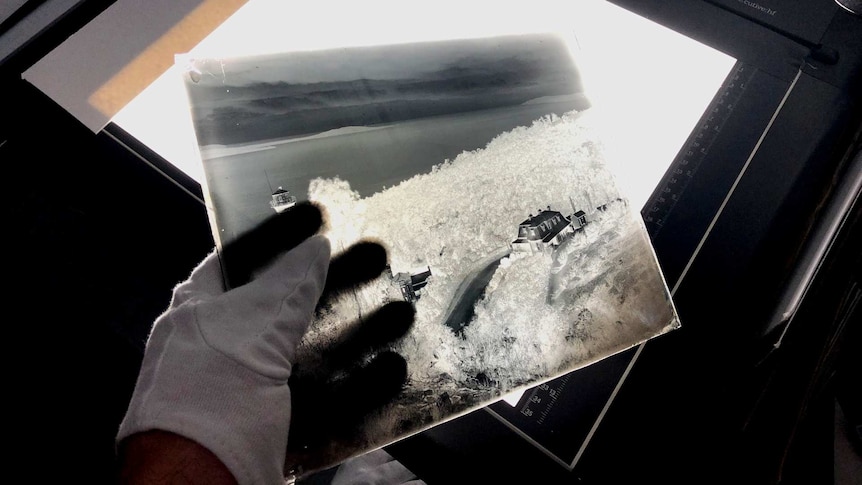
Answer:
[
  {"left": 520, "top": 373, "right": 573, "bottom": 425},
  {"left": 644, "top": 63, "right": 755, "bottom": 235}
]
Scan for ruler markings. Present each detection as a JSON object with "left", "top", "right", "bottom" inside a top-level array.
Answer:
[{"left": 644, "top": 63, "right": 754, "bottom": 236}]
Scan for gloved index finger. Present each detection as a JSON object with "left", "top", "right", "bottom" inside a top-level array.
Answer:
[{"left": 220, "top": 202, "right": 324, "bottom": 288}]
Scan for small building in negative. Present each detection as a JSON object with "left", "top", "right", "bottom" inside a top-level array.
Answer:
[
  {"left": 511, "top": 208, "right": 574, "bottom": 254},
  {"left": 572, "top": 210, "right": 587, "bottom": 228},
  {"left": 395, "top": 266, "right": 432, "bottom": 302}
]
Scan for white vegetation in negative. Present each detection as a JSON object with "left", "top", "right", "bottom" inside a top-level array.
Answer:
[{"left": 300, "top": 109, "right": 676, "bottom": 396}]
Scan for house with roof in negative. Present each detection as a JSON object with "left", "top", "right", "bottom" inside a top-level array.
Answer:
[{"left": 511, "top": 207, "right": 575, "bottom": 254}]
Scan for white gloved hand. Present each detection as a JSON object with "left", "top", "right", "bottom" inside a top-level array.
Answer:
[{"left": 118, "top": 235, "right": 330, "bottom": 485}]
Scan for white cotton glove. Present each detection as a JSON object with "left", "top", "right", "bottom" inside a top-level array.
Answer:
[{"left": 118, "top": 235, "right": 331, "bottom": 485}]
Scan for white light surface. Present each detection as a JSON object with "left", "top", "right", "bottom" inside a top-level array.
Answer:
[
  {"left": 569, "top": 3, "right": 735, "bottom": 209},
  {"left": 113, "top": 0, "right": 733, "bottom": 209}
]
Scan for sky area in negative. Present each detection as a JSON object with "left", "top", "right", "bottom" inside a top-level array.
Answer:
[{"left": 185, "top": 33, "right": 583, "bottom": 145}]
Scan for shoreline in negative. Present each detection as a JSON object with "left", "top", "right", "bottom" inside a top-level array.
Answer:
[{"left": 199, "top": 93, "right": 590, "bottom": 160}]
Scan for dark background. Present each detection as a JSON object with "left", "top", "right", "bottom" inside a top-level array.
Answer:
[{"left": 1, "top": 1, "right": 859, "bottom": 483}]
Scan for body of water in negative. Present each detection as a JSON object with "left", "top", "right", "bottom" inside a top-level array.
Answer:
[{"left": 203, "top": 97, "right": 589, "bottom": 244}]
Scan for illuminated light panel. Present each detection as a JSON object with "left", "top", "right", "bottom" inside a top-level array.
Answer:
[{"left": 113, "top": 0, "right": 734, "bottom": 211}]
